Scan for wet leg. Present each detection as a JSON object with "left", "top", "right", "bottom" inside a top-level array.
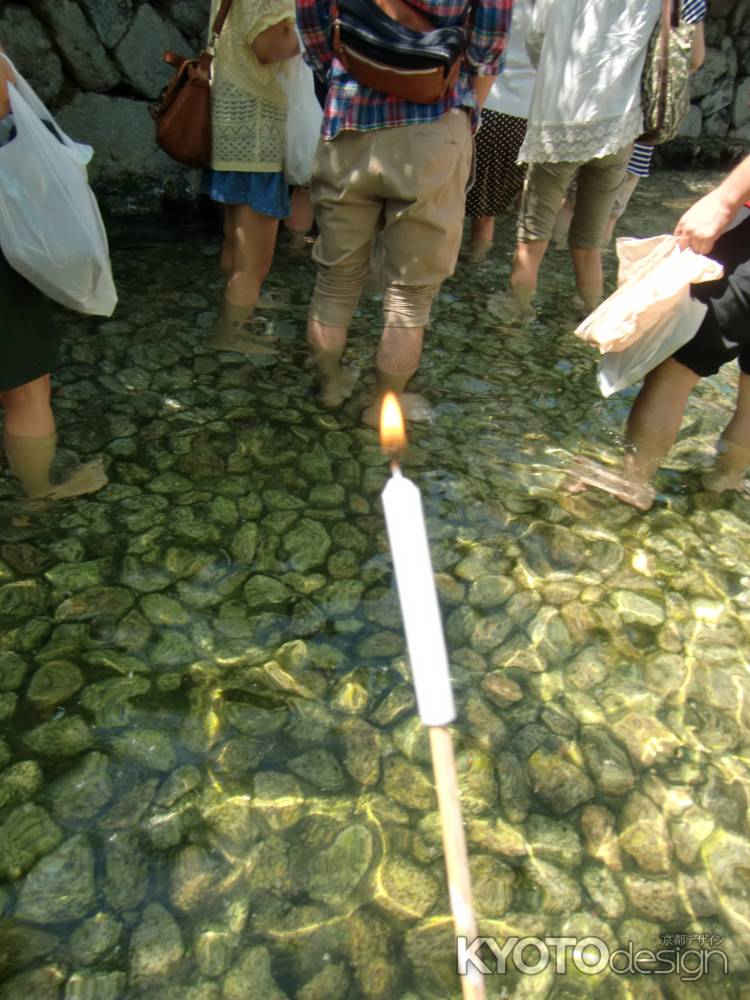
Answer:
[
  {"left": 361, "top": 325, "right": 426, "bottom": 427},
  {"left": 306, "top": 319, "right": 358, "bottom": 407},
  {"left": 570, "top": 246, "right": 603, "bottom": 314},
  {"left": 703, "top": 371, "right": 750, "bottom": 491},
  {"left": 509, "top": 239, "right": 548, "bottom": 314},
  {"left": 211, "top": 204, "right": 280, "bottom": 353},
  {"left": 624, "top": 358, "right": 700, "bottom": 487}
]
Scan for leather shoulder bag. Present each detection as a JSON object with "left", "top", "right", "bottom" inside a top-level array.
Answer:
[{"left": 149, "top": 0, "right": 235, "bottom": 169}]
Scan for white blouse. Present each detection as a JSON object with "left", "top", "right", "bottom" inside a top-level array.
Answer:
[
  {"left": 484, "top": 0, "right": 535, "bottom": 120},
  {"left": 518, "top": 0, "right": 662, "bottom": 164}
]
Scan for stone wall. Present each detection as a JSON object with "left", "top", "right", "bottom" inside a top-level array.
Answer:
[{"left": 0, "top": 0, "right": 749, "bottom": 209}]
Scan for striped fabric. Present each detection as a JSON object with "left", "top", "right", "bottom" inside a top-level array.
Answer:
[
  {"left": 296, "top": 0, "right": 513, "bottom": 139},
  {"left": 627, "top": 0, "right": 707, "bottom": 177}
]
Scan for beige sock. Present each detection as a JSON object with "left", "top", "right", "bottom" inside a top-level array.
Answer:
[{"left": 4, "top": 432, "right": 56, "bottom": 497}]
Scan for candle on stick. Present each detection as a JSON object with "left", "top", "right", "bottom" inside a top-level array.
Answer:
[{"left": 379, "top": 392, "right": 486, "bottom": 1000}]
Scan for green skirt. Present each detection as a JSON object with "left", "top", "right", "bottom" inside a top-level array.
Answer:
[{"left": 0, "top": 251, "right": 59, "bottom": 391}]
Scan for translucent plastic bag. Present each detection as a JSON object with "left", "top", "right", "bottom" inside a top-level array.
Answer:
[
  {"left": 575, "top": 235, "right": 722, "bottom": 354},
  {"left": 0, "top": 57, "right": 117, "bottom": 316},
  {"left": 277, "top": 53, "right": 323, "bottom": 186},
  {"left": 597, "top": 293, "right": 708, "bottom": 397}
]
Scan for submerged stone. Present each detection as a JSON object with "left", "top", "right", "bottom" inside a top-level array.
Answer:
[
  {"left": 527, "top": 747, "right": 594, "bottom": 814},
  {"left": 70, "top": 911, "right": 122, "bottom": 966},
  {"left": 130, "top": 902, "right": 184, "bottom": 983},
  {"left": 308, "top": 825, "right": 373, "bottom": 904},
  {"left": 47, "top": 752, "right": 112, "bottom": 825},
  {"left": 16, "top": 834, "right": 96, "bottom": 923},
  {"left": 0, "top": 804, "right": 62, "bottom": 880}
]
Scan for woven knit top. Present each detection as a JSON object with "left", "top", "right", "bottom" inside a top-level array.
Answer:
[{"left": 209, "top": 0, "right": 294, "bottom": 172}]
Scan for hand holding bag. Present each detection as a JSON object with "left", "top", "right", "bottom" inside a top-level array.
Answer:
[
  {"left": 149, "top": 0, "right": 235, "bottom": 168},
  {"left": 0, "top": 57, "right": 117, "bottom": 316}
]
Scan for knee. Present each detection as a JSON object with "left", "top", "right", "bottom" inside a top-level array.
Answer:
[
  {"left": 1, "top": 376, "right": 51, "bottom": 414},
  {"left": 382, "top": 283, "right": 438, "bottom": 328}
]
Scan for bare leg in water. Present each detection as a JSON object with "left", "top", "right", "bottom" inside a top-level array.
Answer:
[
  {"left": 2, "top": 374, "right": 106, "bottom": 499},
  {"left": 211, "top": 203, "right": 280, "bottom": 354},
  {"left": 702, "top": 371, "right": 750, "bottom": 490},
  {"left": 568, "top": 359, "right": 697, "bottom": 510}
]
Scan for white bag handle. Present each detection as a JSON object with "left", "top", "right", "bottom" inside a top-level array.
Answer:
[{"left": 0, "top": 54, "right": 92, "bottom": 165}]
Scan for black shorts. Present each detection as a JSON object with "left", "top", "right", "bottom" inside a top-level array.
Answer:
[
  {"left": 673, "top": 206, "right": 750, "bottom": 377},
  {"left": 0, "top": 251, "right": 59, "bottom": 391}
]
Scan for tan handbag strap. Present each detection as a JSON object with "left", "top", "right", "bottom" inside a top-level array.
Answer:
[{"left": 209, "top": 0, "right": 237, "bottom": 45}]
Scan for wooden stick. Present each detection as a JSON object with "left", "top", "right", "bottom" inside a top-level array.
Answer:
[{"left": 429, "top": 725, "right": 487, "bottom": 1000}]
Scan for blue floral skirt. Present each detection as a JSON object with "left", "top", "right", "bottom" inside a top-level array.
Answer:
[{"left": 201, "top": 169, "right": 290, "bottom": 219}]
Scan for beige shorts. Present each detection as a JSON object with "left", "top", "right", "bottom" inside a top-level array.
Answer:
[
  {"left": 309, "top": 109, "right": 473, "bottom": 329},
  {"left": 518, "top": 144, "right": 634, "bottom": 249}
]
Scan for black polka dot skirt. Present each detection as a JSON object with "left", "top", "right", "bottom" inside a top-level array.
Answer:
[{"left": 465, "top": 110, "right": 528, "bottom": 219}]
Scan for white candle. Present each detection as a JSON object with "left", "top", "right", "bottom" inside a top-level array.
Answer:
[{"left": 381, "top": 465, "right": 456, "bottom": 728}]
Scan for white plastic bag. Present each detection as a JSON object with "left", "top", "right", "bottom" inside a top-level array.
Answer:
[
  {"left": 597, "top": 293, "right": 708, "bottom": 397},
  {"left": 277, "top": 53, "right": 323, "bottom": 186},
  {"left": 0, "top": 57, "right": 117, "bottom": 316},
  {"left": 575, "top": 235, "right": 723, "bottom": 354}
]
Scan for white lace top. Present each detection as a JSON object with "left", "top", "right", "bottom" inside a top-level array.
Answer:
[{"left": 518, "top": 0, "right": 662, "bottom": 164}]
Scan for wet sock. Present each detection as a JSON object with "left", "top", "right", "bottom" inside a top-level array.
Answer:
[{"left": 4, "top": 432, "right": 56, "bottom": 497}]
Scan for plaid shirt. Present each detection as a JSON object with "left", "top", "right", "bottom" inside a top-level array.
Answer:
[{"left": 297, "top": 0, "right": 513, "bottom": 139}]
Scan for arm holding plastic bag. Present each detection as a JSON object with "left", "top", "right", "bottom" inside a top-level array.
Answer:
[{"left": 674, "top": 153, "right": 750, "bottom": 255}]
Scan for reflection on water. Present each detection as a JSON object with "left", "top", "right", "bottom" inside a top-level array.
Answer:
[{"left": 1, "top": 170, "right": 749, "bottom": 997}]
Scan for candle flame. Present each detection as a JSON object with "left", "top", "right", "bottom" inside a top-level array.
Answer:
[{"left": 379, "top": 391, "right": 407, "bottom": 456}]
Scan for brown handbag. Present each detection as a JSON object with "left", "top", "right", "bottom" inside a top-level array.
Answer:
[{"left": 149, "top": 0, "right": 235, "bottom": 169}]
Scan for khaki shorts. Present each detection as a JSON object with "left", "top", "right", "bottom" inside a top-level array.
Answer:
[
  {"left": 310, "top": 109, "right": 473, "bottom": 329},
  {"left": 518, "top": 144, "right": 634, "bottom": 249}
]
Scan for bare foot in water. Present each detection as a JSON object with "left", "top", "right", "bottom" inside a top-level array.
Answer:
[
  {"left": 46, "top": 456, "right": 108, "bottom": 500},
  {"left": 319, "top": 365, "right": 359, "bottom": 408},
  {"left": 361, "top": 392, "right": 433, "bottom": 428},
  {"left": 565, "top": 456, "right": 655, "bottom": 511}
]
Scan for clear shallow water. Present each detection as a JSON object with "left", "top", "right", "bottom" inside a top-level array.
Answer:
[{"left": 1, "top": 170, "right": 750, "bottom": 998}]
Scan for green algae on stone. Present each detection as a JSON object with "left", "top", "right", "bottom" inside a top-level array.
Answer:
[
  {"left": 382, "top": 756, "right": 434, "bottom": 812},
  {"left": 0, "top": 804, "right": 62, "bottom": 880},
  {"left": 47, "top": 752, "right": 112, "bottom": 826},
  {"left": 27, "top": 660, "right": 84, "bottom": 709},
  {"left": 16, "top": 834, "right": 96, "bottom": 923},
  {"left": 112, "top": 729, "right": 176, "bottom": 772},
  {"left": 527, "top": 747, "right": 594, "bottom": 814},
  {"left": 64, "top": 970, "right": 127, "bottom": 1000},
  {"left": 130, "top": 902, "right": 185, "bottom": 984},
  {"left": 54, "top": 586, "right": 134, "bottom": 622},
  {"left": 223, "top": 945, "right": 287, "bottom": 1000},
  {"left": 102, "top": 831, "right": 149, "bottom": 912},
  {"left": 0, "top": 760, "right": 43, "bottom": 812},
  {"left": 341, "top": 718, "right": 382, "bottom": 786},
  {"left": 308, "top": 825, "right": 373, "bottom": 904},
  {"left": 0, "top": 651, "right": 27, "bottom": 691},
  {"left": 287, "top": 748, "right": 345, "bottom": 791},
  {"left": 373, "top": 855, "right": 440, "bottom": 919},
  {"left": 70, "top": 911, "right": 122, "bottom": 966},
  {"left": 282, "top": 519, "right": 332, "bottom": 572},
  {"left": 22, "top": 716, "right": 94, "bottom": 759},
  {"left": 81, "top": 676, "right": 151, "bottom": 727}
]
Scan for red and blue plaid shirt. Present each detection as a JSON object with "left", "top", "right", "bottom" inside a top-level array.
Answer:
[{"left": 296, "top": 0, "right": 513, "bottom": 139}]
